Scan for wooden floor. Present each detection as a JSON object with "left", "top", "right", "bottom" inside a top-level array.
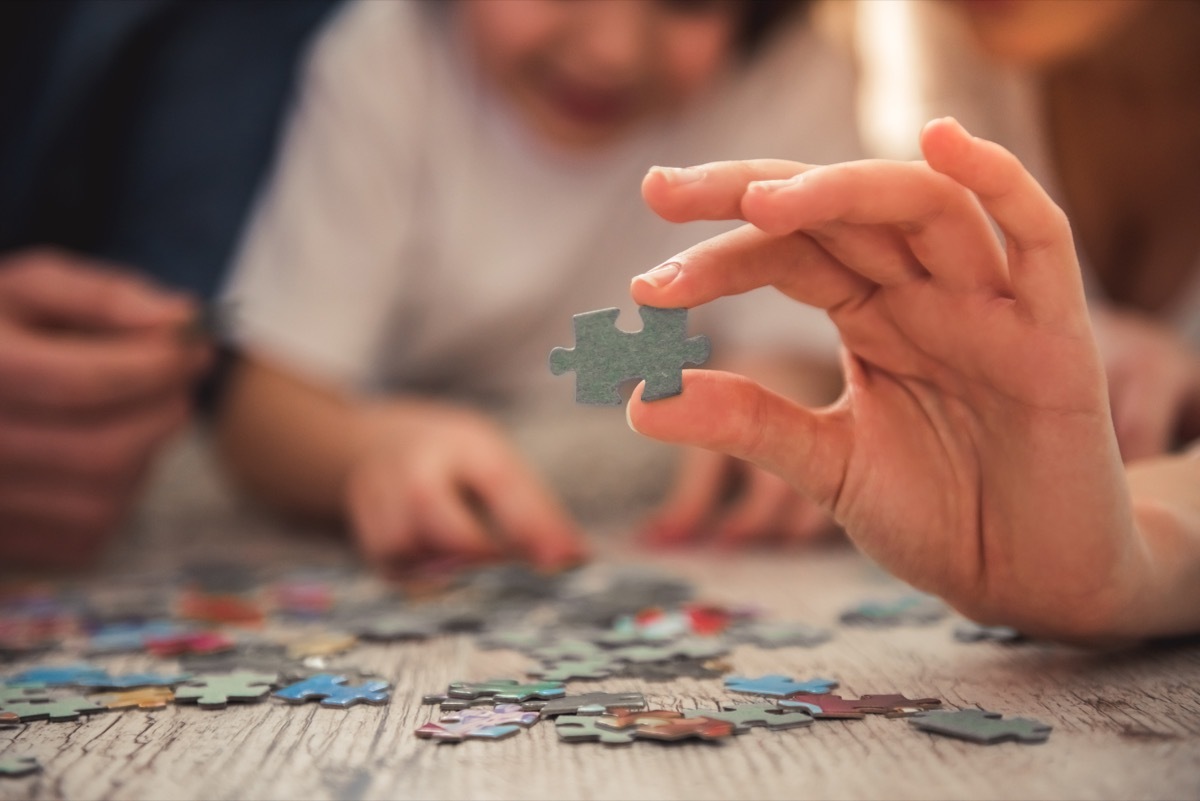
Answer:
[{"left": 2, "top": 430, "right": 1198, "bottom": 801}]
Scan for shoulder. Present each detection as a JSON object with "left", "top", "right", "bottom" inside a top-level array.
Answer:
[{"left": 302, "top": 0, "right": 443, "bottom": 94}]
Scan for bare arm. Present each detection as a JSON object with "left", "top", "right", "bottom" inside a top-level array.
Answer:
[{"left": 215, "top": 353, "right": 589, "bottom": 571}]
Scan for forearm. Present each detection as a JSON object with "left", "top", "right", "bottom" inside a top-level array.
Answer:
[
  {"left": 215, "top": 353, "right": 372, "bottom": 521},
  {"left": 1120, "top": 447, "right": 1200, "bottom": 638}
]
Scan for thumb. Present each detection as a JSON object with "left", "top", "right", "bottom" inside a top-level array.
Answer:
[{"left": 626, "top": 370, "right": 850, "bottom": 512}]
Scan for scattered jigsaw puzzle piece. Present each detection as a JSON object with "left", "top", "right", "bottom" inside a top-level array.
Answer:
[
  {"left": 527, "top": 691, "right": 647, "bottom": 717},
  {"left": 446, "top": 679, "right": 566, "bottom": 703},
  {"left": 953, "top": 621, "right": 1024, "bottom": 644},
  {"left": 909, "top": 708, "right": 1052, "bottom": 744},
  {"left": 77, "top": 672, "right": 192, "bottom": 690},
  {"left": 273, "top": 673, "right": 390, "bottom": 709},
  {"left": 778, "top": 693, "right": 942, "bottom": 719},
  {"left": 839, "top": 594, "right": 948, "bottom": 627},
  {"left": 6, "top": 664, "right": 109, "bottom": 687},
  {"left": 727, "top": 621, "right": 832, "bottom": 649},
  {"left": 0, "top": 696, "right": 108, "bottom": 722},
  {"left": 174, "top": 671, "right": 277, "bottom": 709},
  {"left": 549, "top": 306, "right": 710, "bottom": 405},
  {"left": 0, "top": 755, "right": 40, "bottom": 777},
  {"left": 529, "top": 657, "right": 616, "bottom": 682},
  {"left": 724, "top": 674, "right": 838, "bottom": 698},
  {"left": 415, "top": 703, "right": 540, "bottom": 742},
  {"left": 681, "top": 703, "right": 815, "bottom": 733},
  {"left": 352, "top": 612, "right": 438, "bottom": 642},
  {"left": 596, "top": 710, "right": 734, "bottom": 743},
  {"left": 556, "top": 714, "right": 639, "bottom": 745},
  {"left": 91, "top": 687, "right": 175, "bottom": 711}
]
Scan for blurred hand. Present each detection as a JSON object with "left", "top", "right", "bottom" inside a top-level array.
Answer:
[
  {"left": 0, "top": 248, "right": 209, "bottom": 569},
  {"left": 642, "top": 353, "right": 841, "bottom": 548},
  {"left": 1092, "top": 306, "right": 1200, "bottom": 460},
  {"left": 626, "top": 119, "right": 1143, "bottom": 640},
  {"left": 641, "top": 446, "right": 836, "bottom": 548},
  {"left": 343, "top": 400, "right": 589, "bottom": 576}
]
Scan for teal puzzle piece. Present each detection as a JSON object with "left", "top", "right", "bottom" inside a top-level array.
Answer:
[{"left": 550, "top": 306, "right": 710, "bottom": 405}]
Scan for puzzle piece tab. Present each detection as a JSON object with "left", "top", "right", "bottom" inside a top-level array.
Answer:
[
  {"left": 909, "top": 709, "right": 1052, "bottom": 744},
  {"left": 549, "top": 306, "right": 710, "bottom": 405},
  {"left": 273, "top": 673, "right": 390, "bottom": 709}
]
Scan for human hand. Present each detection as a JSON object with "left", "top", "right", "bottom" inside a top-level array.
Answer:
[
  {"left": 0, "top": 248, "right": 210, "bottom": 569},
  {"left": 641, "top": 446, "right": 836, "bottom": 548},
  {"left": 1092, "top": 306, "right": 1200, "bottom": 460},
  {"left": 343, "top": 400, "right": 589, "bottom": 577},
  {"left": 626, "top": 118, "right": 1144, "bottom": 640}
]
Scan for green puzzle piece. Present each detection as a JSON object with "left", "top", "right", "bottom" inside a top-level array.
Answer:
[
  {"left": 174, "top": 671, "right": 277, "bottom": 709},
  {"left": 681, "top": 703, "right": 815, "bottom": 733},
  {"left": 0, "top": 756, "right": 40, "bottom": 777},
  {"left": 549, "top": 306, "right": 710, "bottom": 405}
]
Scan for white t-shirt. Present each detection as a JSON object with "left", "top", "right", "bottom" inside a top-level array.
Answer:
[
  {"left": 855, "top": 0, "right": 1200, "bottom": 347},
  {"left": 224, "top": 1, "right": 862, "bottom": 408}
]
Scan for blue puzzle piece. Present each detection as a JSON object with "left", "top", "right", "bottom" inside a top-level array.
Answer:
[
  {"left": 724, "top": 674, "right": 839, "bottom": 698},
  {"left": 273, "top": 673, "right": 390, "bottom": 709},
  {"left": 549, "top": 306, "right": 711, "bottom": 405},
  {"left": 77, "top": 672, "right": 192, "bottom": 690},
  {"left": 6, "top": 664, "right": 110, "bottom": 687}
]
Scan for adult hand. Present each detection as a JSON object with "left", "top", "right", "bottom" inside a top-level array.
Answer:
[
  {"left": 627, "top": 118, "right": 1144, "bottom": 640},
  {"left": 343, "top": 399, "right": 589, "bottom": 577},
  {"left": 642, "top": 354, "right": 841, "bottom": 548},
  {"left": 0, "top": 248, "right": 209, "bottom": 569},
  {"left": 1092, "top": 306, "right": 1200, "bottom": 460}
]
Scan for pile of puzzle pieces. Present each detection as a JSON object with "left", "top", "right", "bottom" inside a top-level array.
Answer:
[{"left": 0, "top": 561, "right": 1043, "bottom": 779}]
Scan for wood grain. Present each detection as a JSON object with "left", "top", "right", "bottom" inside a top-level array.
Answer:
[{"left": 2, "top": 429, "right": 1197, "bottom": 801}]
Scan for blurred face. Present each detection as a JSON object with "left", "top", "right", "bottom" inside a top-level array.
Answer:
[
  {"left": 952, "top": 0, "right": 1148, "bottom": 67},
  {"left": 456, "top": 0, "right": 741, "bottom": 151}
]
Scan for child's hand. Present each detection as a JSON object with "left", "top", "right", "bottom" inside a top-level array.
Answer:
[
  {"left": 1092, "top": 306, "right": 1200, "bottom": 460},
  {"left": 642, "top": 448, "right": 835, "bottom": 549},
  {"left": 627, "top": 118, "right": 1146, "bottom": 640},
  {"left": 344, "top": 400, "right": 589, "bottom": 575}
]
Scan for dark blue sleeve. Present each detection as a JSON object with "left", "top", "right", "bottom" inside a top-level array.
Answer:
[{"left": 0, "top": 0, "right": 343, "bottom": 300}]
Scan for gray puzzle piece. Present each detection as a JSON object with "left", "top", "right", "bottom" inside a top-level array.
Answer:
[
  {"left": 681, "top": 703, "right": 815, "bottom": 733},
  {"left": 549, "top": 306, "right": 710, "bottom": 405},
  {"left": 909, "top": 709, "right": 1052, "bottom": 744}
]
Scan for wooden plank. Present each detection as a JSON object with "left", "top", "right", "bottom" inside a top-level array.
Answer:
[{"left": 2, "top": 430, "right": 1197, "bottom": 800}]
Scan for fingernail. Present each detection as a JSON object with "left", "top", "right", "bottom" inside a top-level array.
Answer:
[
  {"left": 625, "top": 400, "right": 641, "bottom": 434},
  {"left": 632, "top": 261, "right": 680, "bottom": 289},
  {"left": 651, "top": 165, "right": 705, "bottom": 185}
]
